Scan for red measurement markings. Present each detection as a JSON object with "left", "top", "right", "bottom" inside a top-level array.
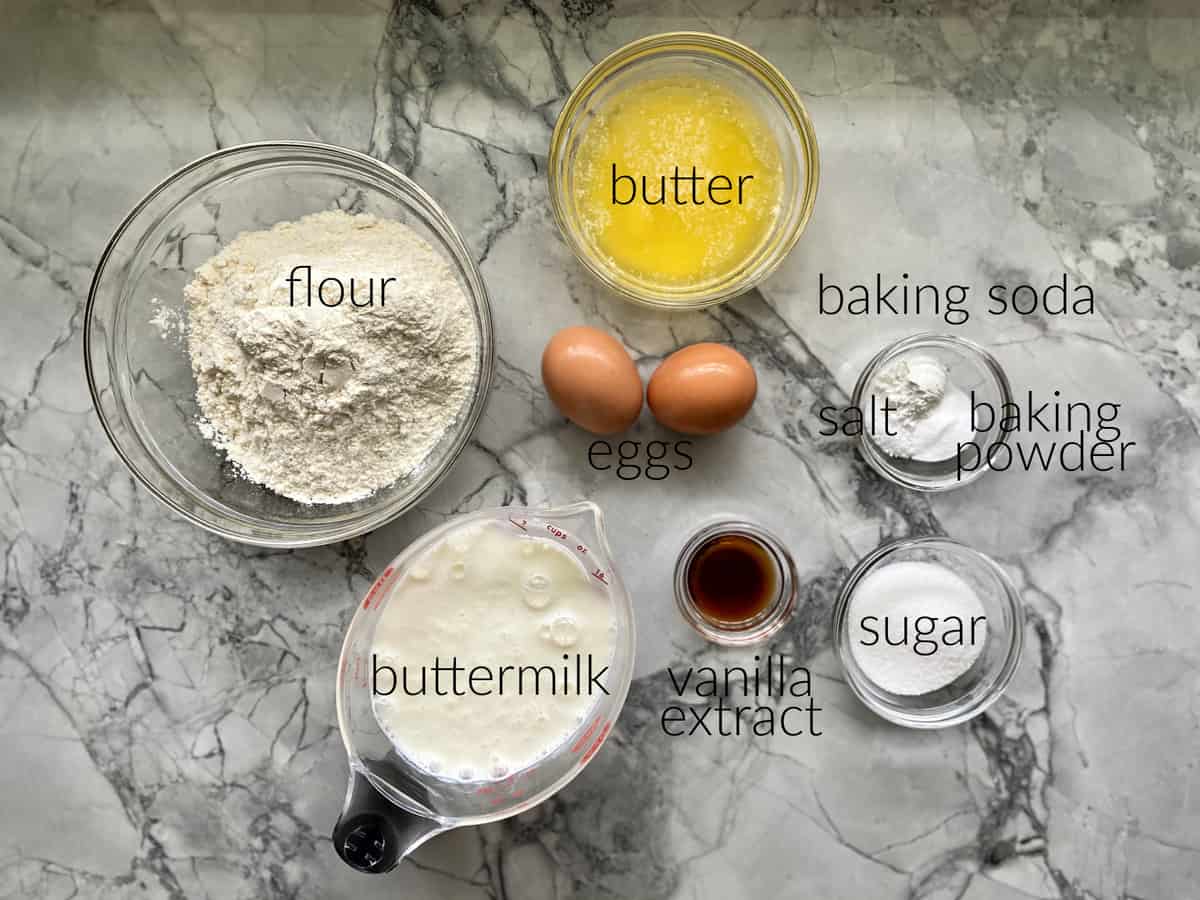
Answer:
[
  {"left": 476, "top": 771, "right": 530, "bottom": 805},
  {"left": 546, "top": 524, "right": 568, "bottom": 540},
  {"left": 509, "top": 517, "right": 528, "bottom": 531},
  {"left": 361, "top": 566, "right": 395, "bottom": 609},
  {"left": 489, "top": 785, "right": 527, "bottom": 805},
  {"left": 580, "top": 721, "right": 612, "bottom": 765},
  {"left": 571, "top": 717, "right": 601, "bottom": 754},
  {"left": 591, "top": 569, "right": 609, "bottom": 585}
]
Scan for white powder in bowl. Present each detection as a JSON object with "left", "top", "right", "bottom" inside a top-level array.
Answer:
[
  {"left": 864, "top": 354, "right": 975, "bottom": 462},
  {"left": 184, "top": 210, "right": 479, "bottom": 505},
  {"left": 848, "top": 560, "right": 988, "bottom": 696}
]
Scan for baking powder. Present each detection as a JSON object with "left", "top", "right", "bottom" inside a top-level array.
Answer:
[{"left": 865, "top": 354, "right": 975, "bottom": 461}]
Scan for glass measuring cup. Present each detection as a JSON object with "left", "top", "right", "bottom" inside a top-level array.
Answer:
[{"left": 332, "top": 501, "right": 636, "bottom": 873}]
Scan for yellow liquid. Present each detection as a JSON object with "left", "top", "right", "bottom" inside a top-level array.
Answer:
[{"left": 573, "top": 76, "right": 784, "bottom": 292}]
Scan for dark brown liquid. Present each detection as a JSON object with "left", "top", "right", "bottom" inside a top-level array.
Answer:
[{"left": 687, "top": 534, "right": 777, "bottom": 625}]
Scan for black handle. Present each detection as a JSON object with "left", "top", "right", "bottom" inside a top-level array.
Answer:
[{"left": 332, "top": 770, "right": 441, "bottom": 874}]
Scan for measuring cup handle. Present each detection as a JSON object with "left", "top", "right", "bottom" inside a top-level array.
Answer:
[{"left": 332, "top": 770, "right": 445, "bottom": 873}]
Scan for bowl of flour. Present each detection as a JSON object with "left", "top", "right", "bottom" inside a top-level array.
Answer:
[{"left": 86, "top": 142, "right": 494, "bottom": 547}]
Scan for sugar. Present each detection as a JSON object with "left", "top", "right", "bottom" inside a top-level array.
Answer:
[{"left": 848, "top": 561, "right": 988, "bottom": 696}]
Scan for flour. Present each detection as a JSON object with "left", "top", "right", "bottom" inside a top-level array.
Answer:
[
  {"left": 149, "top": 296, "right": 185, "bottom": 342},
  {"left": 184, "top": 211, "right": 478, "bottom": 505},
  {"left": 865, "top": 354, "right": 974, "bottom": 461}
]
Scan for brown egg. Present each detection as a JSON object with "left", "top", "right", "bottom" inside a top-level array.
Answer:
[
  {"left": 541, "top": 326, "right": 643, "bottom": 435},
  {"left": 648, "top": 343, "right": 757, "bottom": 435}
]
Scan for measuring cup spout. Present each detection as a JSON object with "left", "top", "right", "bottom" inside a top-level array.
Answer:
[
  {"left": 332, "top": 770, "right": 448, "bottom": 873},
  {"left": 545, "top": 500, "right": 613, "bottom": 557}
]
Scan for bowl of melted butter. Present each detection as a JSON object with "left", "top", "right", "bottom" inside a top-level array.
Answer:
[{"left": 549, "top": 32, "right": 819, "bottom": 309}]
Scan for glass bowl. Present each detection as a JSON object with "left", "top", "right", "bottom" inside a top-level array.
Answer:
[
  {"left": 833, "top": 537, "right": 1024, "bottom": 729},
  {"left": 851, "top": 333, "right": 1013, "bottom": 491},
  {"left": 85, "top": 141, "right": 495, "bottom": 548},
  {"left": 548, "top": 32, "right": 819, "bottom": 309},
  {"left": 673, "top": 519, "right": 797, "bottom": 646}
]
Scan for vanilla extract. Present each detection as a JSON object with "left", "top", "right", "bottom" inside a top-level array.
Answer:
[
  {"left": 686, "top": 533, "right": 776, "bottom": 625},
  {"left": 666, "top": 652, "right": 810, "bottom": 698},
  {"left": 661, "top": 653, "right": 822, "bottom": 737}
]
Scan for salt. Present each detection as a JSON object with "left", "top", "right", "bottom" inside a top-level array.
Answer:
[{"left": 865, "top": 354, "right": 976, "bottom": 462}]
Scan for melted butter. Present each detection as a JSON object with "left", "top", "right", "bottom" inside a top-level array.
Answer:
[{"left": 573, "top": 76, "right": 784, "bottom": 291}]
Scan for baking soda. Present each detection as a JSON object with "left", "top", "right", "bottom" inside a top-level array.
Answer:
[{"left": 865, "top": 354, "right": 976, "bottom": 462}]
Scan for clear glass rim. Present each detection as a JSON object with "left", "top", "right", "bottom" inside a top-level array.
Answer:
[
  {"left": 83, "top": 140, "right": 496, "bottom": 548},
  {"left": 832, "top": 536, "right": 1025, "bottom": 729},
  {"left": 673, "top": 518, "right": 798, "bottom": 646},
  {"left": 548, "top": 31, "right": 820, "bottom": 310},
  {"left": 335, "top": 502, "right": 637, "bottom": 827},
  {"left": 850, "top": 332, "right": 1015, "bottom": 493}
]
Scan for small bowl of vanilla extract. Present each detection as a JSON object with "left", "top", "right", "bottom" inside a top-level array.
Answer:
[{"left": 674, "top": 520, "right": 798, "bottom": 646}]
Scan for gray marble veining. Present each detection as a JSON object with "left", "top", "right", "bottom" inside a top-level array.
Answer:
[{"left": 2, "top": 1, "right": 1199, "bottom": 898}]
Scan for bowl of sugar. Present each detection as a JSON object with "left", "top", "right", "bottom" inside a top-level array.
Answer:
[{"left": 833, "top": 537, "right": 1024, "bottom": 729}]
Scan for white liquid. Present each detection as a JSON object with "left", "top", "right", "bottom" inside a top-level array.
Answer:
[
  {"left": 371, "top": 521, "right": 616, "bottom": 780},
  {"left": 848, "top": 561, "right": 988, "bottom": 696}
]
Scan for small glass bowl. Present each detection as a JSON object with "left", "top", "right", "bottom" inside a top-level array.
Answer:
[
  {"left": 548, "top": 32, "right": 819, "bottom": 309},
  {"left": 851, "top": 333, "right": 1014, "bottom": 491},
  {"left": 85, "top": 141, "right": 495, "bottom": 548},
  {"left": 833, "top": 537, "right": 1024, "bottom": 729},
  {"left": 674, "top": 520, "right": 797, "bottom": 646}
]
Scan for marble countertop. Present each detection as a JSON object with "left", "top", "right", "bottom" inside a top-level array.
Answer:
[{"left": 3, "top": 1, "right": 1200, "bottom": 898}]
